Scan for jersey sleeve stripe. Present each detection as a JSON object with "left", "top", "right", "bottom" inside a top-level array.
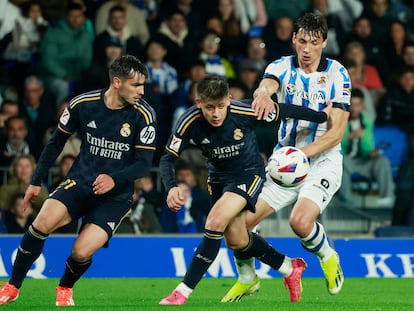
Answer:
[
  {"left": 57, "top": 124, "right": 73, "bottom": 135},
  {"left": 230, "top": 104, "right": 255, "bottom": 116},
  {"left": 165, "top": 146, "right": 180, "bottom": 157},
  {"left": 135, "top": 145, "right": 156, "bottom": 150},
  {"left": 176, "top": 111, "right": 201, "bottom": 136},
  {"left": 134, "top": 104, "right": 156, "bottom": 125},
  {"left": 69, "top": 93, "right": 101, "bottom": 109}
]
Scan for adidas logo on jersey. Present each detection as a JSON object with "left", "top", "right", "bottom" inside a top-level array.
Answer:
[
  {"left": 87, "top": 120, "right": 97, "bottom": 128},
  {"left": 107, "top": 222, "right": 115, "bottom": 230},
  {"left": 236, "top": 184, "right": 247, "bottom": 192}
]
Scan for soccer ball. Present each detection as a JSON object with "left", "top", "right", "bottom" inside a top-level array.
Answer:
[{"left": 267, "top": 146, "right": 309, "bottom": 187}]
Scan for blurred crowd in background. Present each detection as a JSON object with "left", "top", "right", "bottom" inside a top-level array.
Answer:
[{"left": 1, "top": 0, "right": 414, "bottom": 234}]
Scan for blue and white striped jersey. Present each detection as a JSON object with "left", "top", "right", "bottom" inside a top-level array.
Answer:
[{"left": 263, "top": 55, "right": 351, "bottom": 154}]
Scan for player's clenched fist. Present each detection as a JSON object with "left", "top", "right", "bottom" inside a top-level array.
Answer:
[{"left": 166, "top": 184, "right": 190, "bottom": 211}]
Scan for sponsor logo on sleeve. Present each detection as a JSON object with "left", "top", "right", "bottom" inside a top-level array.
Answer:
[
  {"left": 140, "top": 125, "right": 156, "bottom": 144},
  {"left": 59, "top": 107, "right": 70, "bottom": 125},
  {"left": 169, "top": 135, "right": 182, "bottom": 152}
]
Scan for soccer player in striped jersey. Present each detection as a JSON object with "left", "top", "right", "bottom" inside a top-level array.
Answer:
[
  {"left": 159, "top": 75, "right": 331, "bottom": 305},
  {"left": 222, "top": 12, "right": 350, "bottom": 302},
  {"left": 0, "top": 55, "right": 157, "bottom": 306}
]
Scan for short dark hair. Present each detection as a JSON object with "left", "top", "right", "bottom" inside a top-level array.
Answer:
[
  {"left": 351, "top": 88, "right": 364, "bottom": 100},
  {"left": 294, "top": 12, "right": 328, "bottom": 40},
  {"left": 109, "top": 4, "right": 125, "bottom": 16},
  {"left": 5, "top": 116, "right": 27, "bottom": 130},
  {"left": 108, "top": 55, "right": 148, "bottom": 82},
  {"left": 196, "top": 75, "right": 229, "bottom": 101}
]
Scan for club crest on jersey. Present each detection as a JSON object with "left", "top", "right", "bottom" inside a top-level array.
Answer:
[
  {"left": 233, "top": 128, "right": 243, "bottom": 140},
  {"left": 120, "top": 123, "right": 131, "bottom": 137},
  {"left": 318, "top": 76, "right": 326, "bottom": 84},
  {"left": 60, "top": 107, "right": 70, "bottom": 125}
]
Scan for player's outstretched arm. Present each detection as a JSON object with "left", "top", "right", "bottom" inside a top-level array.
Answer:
[{"left": 277, "top": 101, "right": 330, "bottom": 123}]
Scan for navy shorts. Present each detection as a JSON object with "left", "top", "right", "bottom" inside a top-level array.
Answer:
[
  {"left": 50, "top": 178, "right": 133, "bottom": 238},
  {"left": 209, "top": 174, "right": 264, "bottom": 212}
]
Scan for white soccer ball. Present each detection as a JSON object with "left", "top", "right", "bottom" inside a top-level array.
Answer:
[{"left": 267, "top": 146, "right": 309, "bottom": 187}]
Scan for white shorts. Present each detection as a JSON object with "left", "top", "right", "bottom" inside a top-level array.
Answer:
[{"left": 259, "top": 152, "right": 343, "bottom": 213}]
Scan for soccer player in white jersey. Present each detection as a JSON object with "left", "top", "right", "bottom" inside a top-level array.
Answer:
[{"left": 222, "top": 12, "right": 351, "bottom": 302}]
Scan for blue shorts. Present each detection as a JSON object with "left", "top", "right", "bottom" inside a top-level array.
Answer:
[
  {"left": 50, "top": 178, "right": 133, "bottom": 238},
  {"left": 209, "top": 174, "right": 264, "bottom": 212}
]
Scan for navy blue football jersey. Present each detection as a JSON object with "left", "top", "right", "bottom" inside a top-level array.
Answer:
[
  {"left": 160, "top": 99, "right": 328, "bottom": 191},
  {"left": 32, "top": 89, "right": 157, "bottom": 200}
]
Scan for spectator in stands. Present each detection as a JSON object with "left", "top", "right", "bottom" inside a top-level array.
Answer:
[
  {"left": 344, "top": 16, "right": 388, "bottom": 80},
  {"left": 197, "top": 30, "right": 236, "bottom": 79},
  {"left": 338, "top": 88, "right": 395, "bottom": 208},
  {"left": 93, "top": 4, "right": 144, "bottom": 63},
  {"left": 361, "top": 0, "right": 393, "bottom": 47},
  {"left": 159, "top": 160, "right": 210, "bottom": 233},
  {"left": 343, "top": 41, "right": 385, "bottom": 104},
  {"left": 376, "top": 65, "right": 414, "bottom": 136},
  {"left": 241, "top": 36, "right": 267, "bottom": 73},
  {"left": 309, "top": 0, "right": 347, "bottom": 58},
  {"left": 129, "top": 0, "right": 159, "bottom": 34},
  {"left": 171, "top": 61, "right": 205, "bottom": 129},
  {"left": 228, "top": 78, "right": 247, "bottom": 100},
  {"left": 0, "top": 0, "right": 21, "bottom": 56},
  {"left": 158, "top": 0, "right": 203, "bottom": 44},
  {"left": 344, "top": 59, "right": 377, "bottom": 121},
  {"left": 38, "top": 2, "right": 93, "bottom": 105},
  {"left": 0, "top": 116, "right": 36, "bottom": 168},
  {"left": 152, "top": 9, "right": 197, "bottom": 79},
  {"left": 237, "top": 58, "right": 261, "bottom": 98},
  {"left": 126, "top": 175, "right": 163, "bottom": 234},
  {"left": 145, "top": 38, "right": 178, "bottom": 97},
  {"left": 145, "top": 37, "right": 179, "bottom": 160},
  {"left": 212, "top": 0, "right": 246, "bottom": 61},
  {"left": 327, "top": 0, "right": 363, "bottom": 33},
  {"left": 263, "top": 0, "right": 311, "bottom": 21},
  {"left": 94, "top": 0, "right": 149, "bottom": 46},
  {"left": 4, "top": 193, "right": 34, "bottom": 234},
  {"left": 262, "top": 16, "right": 294, "bottom": 62},
  {"left": 42, "top": 99, "right": 81, "bottom": 166},
  {"left": 48, "top": 154, "right": 76, "bottom": 192},
  {"left": 18, "top": 75, "right": 56, "bottom": 154},
  {"left": 235, "top": 0, "right": 268, "bottom": 35},
  {"left": 0, "top": 154, "right": 48, "bottom": 214},
  {"left": 2, "top": 0, "right": 48, "bottom": 88},
  {"left": 79, "top": 36, "right": 123, "bottom": 93},
  {"left": 0, "top": 99, "right": 20, "bottom": 136},
  {"left": 384, "top": 20, "right": 410, "bottom": 76}
]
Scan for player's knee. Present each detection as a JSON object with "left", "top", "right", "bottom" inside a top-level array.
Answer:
[
  {"left": 71, "top": 247, "right": 93, "bottom": 262},
  {"left": 289, "top": 215, "right": 312, "bottom": 237},
  {"left": 205, "top": 216, "right": 226, "bottom": 232}
]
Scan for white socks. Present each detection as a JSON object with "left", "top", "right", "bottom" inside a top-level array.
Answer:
[{"left": 176, "top": 282, "right": 193, "bottom": 298}]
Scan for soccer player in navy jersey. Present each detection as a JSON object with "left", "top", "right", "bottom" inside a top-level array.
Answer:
[
  {"left": 158, "top": 75, "right": 331, "bottom": 305},
  {"left": 0, "top": 55, "right": 157, "bottom": 306},
  {"left": 223, "top": 12, "right": 350, "bottom": 302}
]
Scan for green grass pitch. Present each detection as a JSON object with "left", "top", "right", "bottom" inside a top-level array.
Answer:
[{"left": 1, "top": 278, "right": 413, "bottom": 310}]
